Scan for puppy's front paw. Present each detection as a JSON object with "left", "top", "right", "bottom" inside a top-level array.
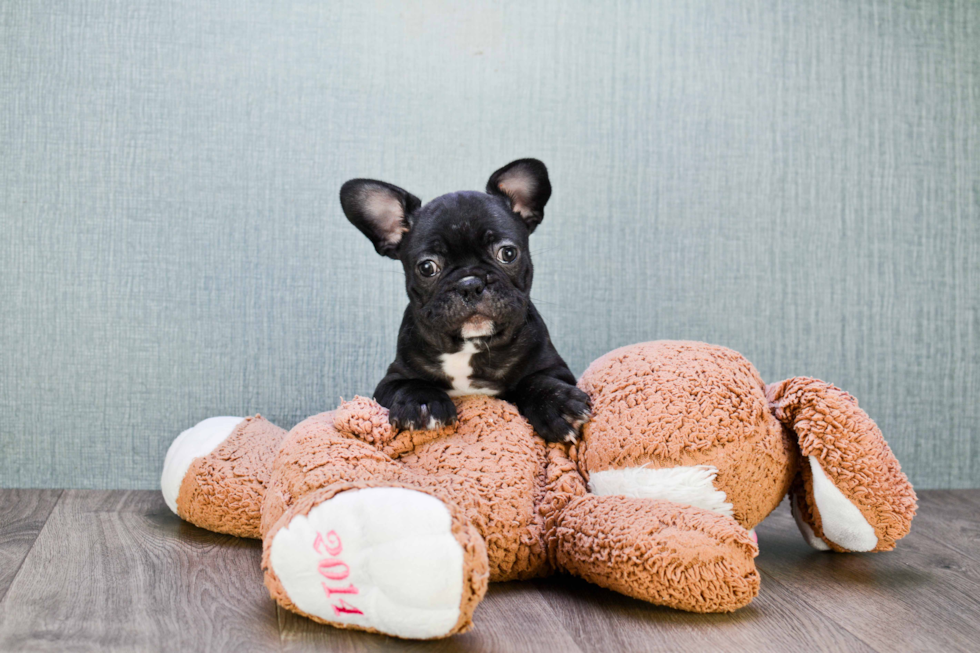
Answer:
[
  {"left": 520, "top": 383, "right": 592, "bottom": 443},
  {"left": 387, "top": 385, "right": 458, "bottom": 431}
]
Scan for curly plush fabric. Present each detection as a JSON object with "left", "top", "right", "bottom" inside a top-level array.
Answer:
[
  {"left": 578, "top": 341, "right": 797, "bottom": 529},
  {"left": 767, "top": 378, "right": 917, "bottom": 551},
  {"left": 163, "top": 340, "right": 917, "bottom": 639},
  {"left": 177, "top": 415, "right": 286, "bottom": 538},
  {"left": 554, "top": 494, "right": 759, "bottom": 612},
  {"left": 264, "top": 396, "right": 553, "bottom": 581},
  {"left": 252, "top": 392, "right": 767, "bottom": 618}
]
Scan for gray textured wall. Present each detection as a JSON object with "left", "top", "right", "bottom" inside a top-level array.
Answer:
[{"left": 1, "top": 0, "right": 978, "bottom": 489}]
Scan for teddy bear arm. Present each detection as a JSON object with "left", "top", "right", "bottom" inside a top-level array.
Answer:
[
  {"left": 331, "top": 395, "right": 456, "bottom": 458},
  {"left": 551, "top": 494, "right": 759, "bottom": 612},
  {"left": 767, "top": 377, "right": 917, "bottom": 553}
]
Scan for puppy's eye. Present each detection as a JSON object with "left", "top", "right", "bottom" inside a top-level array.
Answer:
[
  {"left": 417, "top": 259, "right": 440, "bottom": 277},
  {"left": 496, "top": 245, "right": 519, "bottom": 264}
]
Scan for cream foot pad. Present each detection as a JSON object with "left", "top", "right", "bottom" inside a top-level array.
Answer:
[
  {"left": 268, "top": 487, "right": 466, "bottom": 639},
  {"left": 807, "top": 455, "right": 878, "bottom": 551}
]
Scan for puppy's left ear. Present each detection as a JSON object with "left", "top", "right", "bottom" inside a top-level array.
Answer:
[
  {"left": 340, "top": 179, "right": 422, "bottom": 259},
  {"left": 486, "top": 159, "right": 552, "bottom": 233}
]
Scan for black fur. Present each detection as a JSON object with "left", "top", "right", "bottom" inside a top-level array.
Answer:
[{"left": 340, "top": 159, "right": 590, "bottom": 442}]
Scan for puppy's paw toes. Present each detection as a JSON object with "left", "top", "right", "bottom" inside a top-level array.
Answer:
[
  {"left": 529, "top": 418, "right": 577, "bottom": 443},
  {"left": 554, "top": 387, "right": 592, "bottom": 442},
  {"left": 566, "top": 409, "right": 592, "bottom": 432},
  {"left": 419, "top": 397, "right": 458, "bottom": 430},
  {"left": 522, "top": 385, "right": 592, "bottom": 443},
  {"left": 388, "top": 390, "right": 458, "bottom": 431},
  {"left": 550, "top": 421, "right": 581, "bottom": 444},
  {"left": 561, "top": 389, "right": 592, "bottom": 430}
]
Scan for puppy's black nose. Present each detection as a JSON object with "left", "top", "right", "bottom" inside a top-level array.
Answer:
[{"left": 456, "top": 276, "right": 486, "bottom": 302}]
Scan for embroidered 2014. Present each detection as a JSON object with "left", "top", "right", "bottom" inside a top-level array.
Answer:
[{"left": 313, "top": 530, "right": 363, "bottom": 616}]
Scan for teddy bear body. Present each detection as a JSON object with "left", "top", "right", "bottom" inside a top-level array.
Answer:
[
  {"left": 261, "top": 396, "right": 563, "bottom": 583},
  {"left": 162, "top": 340, "right": 916, "bottom": 640}
]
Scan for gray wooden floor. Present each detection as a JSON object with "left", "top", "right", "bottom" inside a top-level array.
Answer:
[{"left": 0, "top": 490, "right": 977, "bottom": 652}]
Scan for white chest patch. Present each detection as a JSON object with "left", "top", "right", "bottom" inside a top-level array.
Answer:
[
  {"left": 588, "top": 465, "right": 735, "bottom": 519},
  {"left": 439, "top": 340, "right": 498, "bottom": 397}
]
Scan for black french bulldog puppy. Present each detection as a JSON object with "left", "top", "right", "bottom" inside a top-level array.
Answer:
[{"left": 340, "top": 159, "right": 591, "bottom": 443}]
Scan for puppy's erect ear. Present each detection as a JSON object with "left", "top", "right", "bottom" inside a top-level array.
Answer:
[
  {"left": 486, "top": 159, "right": 552, "bottom": 233},
  {"left": 340, "top": 179, "right": 422, "bottom": 258}
]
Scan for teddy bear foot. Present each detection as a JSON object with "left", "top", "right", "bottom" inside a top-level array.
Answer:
[
  {"left": 161, "top": 414, "right": 287, "bottom": 538},
  {"left": 768, "top": 377, "right": 917, "bottom": 553},
  {"left": 792, "top": 456, "right": 876, "bottom": 552},
  {"left": 264, "top": 486, "right": 486, "bottom": 639},
  {"left": 161, "top": 415, "right": 244, "bottom": 515}
]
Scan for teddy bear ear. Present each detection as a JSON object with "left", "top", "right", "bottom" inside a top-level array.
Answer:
[{"left": 333, "top": 396, "right": 394, "bottom": 446}]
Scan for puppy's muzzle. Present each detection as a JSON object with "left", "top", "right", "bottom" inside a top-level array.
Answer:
[{"left": 456, "top": 276, "right": 486, "bottom": 303}]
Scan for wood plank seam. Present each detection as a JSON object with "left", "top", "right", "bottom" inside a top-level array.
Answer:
[
  {"left": 276, "top": 603, "right": 287, "bottom": 651},
  {"left": 0, "top": 489, "right": 63, "bottom": 605},
  {"left": 902, "top": 530, "right": 980, "bottom": 608},
  {"left": 756, "top": 568, "right": 886, "bottom": 653},
  {"left": 912, "top": 495, "right": 980, "bottom": 565},
  {"left": 524, "top": 582, "right": 587, "bottom": 653}
]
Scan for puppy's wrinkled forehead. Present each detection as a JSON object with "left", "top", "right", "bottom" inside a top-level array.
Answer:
[{"left": 407, "top": 191, "right": 524, "bottom": 253}]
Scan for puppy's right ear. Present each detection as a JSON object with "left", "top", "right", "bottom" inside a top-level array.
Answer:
[{"left": 340, "top": 179, "right": 421, "bottom": 259}]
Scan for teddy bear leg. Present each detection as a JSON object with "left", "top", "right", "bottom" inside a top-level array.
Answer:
[
  {"left": 161, "top": 415, "right": 287, "bottom": 538},
  {"left": 262, "top": 482, "right": 489, "bottom": 640},
  {"left": 767, "top": 378, "right": 917, "bottom": 552},
  {"left": 552, "top": 494, "right": 759, "bottom": 612}
]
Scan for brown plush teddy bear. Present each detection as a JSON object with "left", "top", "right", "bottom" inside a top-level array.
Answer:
[{"left": 161, "top": 341, "right": 916, "bottom": 640}]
